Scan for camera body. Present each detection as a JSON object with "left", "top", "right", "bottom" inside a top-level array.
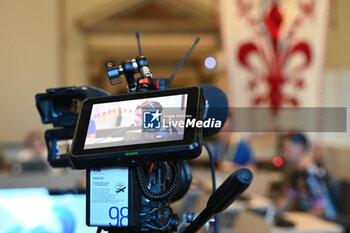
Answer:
[
  {"left": 68, "top": 85, "right": 207, "bottom": 232},
  {"left": 35, "top": 86, "right": 109, "bottom": 167}
]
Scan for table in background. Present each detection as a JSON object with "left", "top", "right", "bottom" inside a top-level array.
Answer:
[{"left": 270, "top": 212, "right": 344, "bottom": 233}]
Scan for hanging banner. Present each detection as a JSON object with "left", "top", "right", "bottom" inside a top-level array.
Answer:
[{"left": 219, "top": 0, "right": 331, "bottom": 131}]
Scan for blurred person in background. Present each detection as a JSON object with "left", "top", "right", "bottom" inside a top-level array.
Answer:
[
  {"left": 212, "top": 113, "right": 256, "bottom": 173},
  {"left": 14, "top": 130, "right": 49, "bottom": 173},
  {"left": 276, "top": 132, "right": 336, "bottom": 219},
  {"left": 0, "top": 147, "right": 10, "bottom": 174}
]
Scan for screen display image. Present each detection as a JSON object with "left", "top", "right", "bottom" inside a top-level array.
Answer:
[
  {"left": 0, "top": 188, "right": 96, "bottom": 233},
  {"left": 88, "top": 168, "right": 129, "bottom": 227},
  {"left": 84, "top": 94, "right": 188, "bottom": 150}
]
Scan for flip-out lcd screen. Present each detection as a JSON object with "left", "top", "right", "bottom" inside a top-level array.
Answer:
[{"left": 70, "top": 86, "right": 204, "bottom": 169}]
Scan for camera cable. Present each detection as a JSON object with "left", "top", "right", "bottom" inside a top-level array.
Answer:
[
  {"left": 203, "top": 141, "right": 218, "bottom": 233},
  {"left": 136, "top": 161, "right": 180, "bottom": 201}
]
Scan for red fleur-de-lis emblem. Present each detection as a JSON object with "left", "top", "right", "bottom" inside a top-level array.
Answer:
[{"left": 236, "top": 0, "right": 315, "bottom": 112}]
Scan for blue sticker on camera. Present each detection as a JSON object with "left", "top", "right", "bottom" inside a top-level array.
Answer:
[{"left": 143, "top": 110, "right": 161, "bottom": 129}]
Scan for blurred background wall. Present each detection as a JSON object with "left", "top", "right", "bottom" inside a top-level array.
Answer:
[
  {"left": 0, "top": 0, "right": 349, "bottom": 177},
  {"left": 0, "top": 0, "right": 60, "bottom": 142}
]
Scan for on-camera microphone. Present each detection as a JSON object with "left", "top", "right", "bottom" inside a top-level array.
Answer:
[
  {"left": 180, "top": 168, "right": 253, "bottom": 233},
  {"left": 199, "top": 84, "right": 229, "bottom": 137}
]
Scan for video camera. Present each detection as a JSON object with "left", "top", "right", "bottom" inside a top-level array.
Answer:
[{"left": 35, "top": 33, "right": 253, "bottom": 233}]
